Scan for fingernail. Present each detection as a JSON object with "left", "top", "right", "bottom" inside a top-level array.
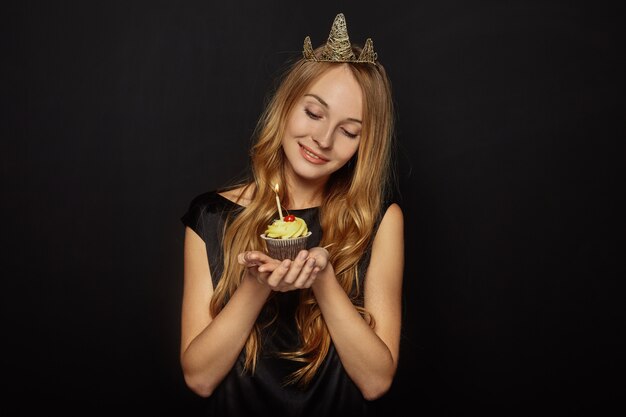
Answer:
[{"left": 298, "top": 251, "right": 308, "bottom": 260}]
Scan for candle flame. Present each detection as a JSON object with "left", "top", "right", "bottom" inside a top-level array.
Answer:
[{"left": 274, "top": 183, "right": 279, "bottom": 193}]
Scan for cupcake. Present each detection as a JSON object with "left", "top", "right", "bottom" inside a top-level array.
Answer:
[{"left": 260, "top": 214, "right": 312, "bottom": 260}]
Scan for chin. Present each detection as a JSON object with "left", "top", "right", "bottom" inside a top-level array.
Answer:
[
  {"left": 292, "top": 167, "right": 332, "bottom": 182},
  {"left": 285, "top": 159, "right": 332, "bottom": 181}
]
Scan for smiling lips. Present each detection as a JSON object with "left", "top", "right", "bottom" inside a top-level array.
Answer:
[{"left": 299, "top": 144, "right": 329, "bottom": 165}]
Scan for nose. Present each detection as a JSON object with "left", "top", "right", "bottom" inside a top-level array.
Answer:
[{"left": 312, "top": 125, "right": 333, "bottom": 149}]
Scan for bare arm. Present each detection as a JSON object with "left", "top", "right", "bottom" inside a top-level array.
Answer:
[
  {"left": 311, "top": 203, "right": 404, "bottom": 400},
  {"left": 180, "top": 227, "right": 272, "bottom": 397}
]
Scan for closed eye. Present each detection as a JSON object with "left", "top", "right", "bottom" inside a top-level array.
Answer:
[
  {"left": 342, "top": 128, "right": 358, "bottom": 139},
  {"left": 305, "top": 109, "right": 322, "bottom": 120}
]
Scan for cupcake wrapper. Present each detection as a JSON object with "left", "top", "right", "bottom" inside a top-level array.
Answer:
[{"left": 260, "top": 232, "right": 312, "bottom": 260}]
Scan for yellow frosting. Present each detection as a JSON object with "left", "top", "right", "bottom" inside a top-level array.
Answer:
[{"left": 265, "top": 217, "right": 309, "bottom": 239}]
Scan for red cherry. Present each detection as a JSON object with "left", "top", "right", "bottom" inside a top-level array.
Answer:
[{"left": 284, "top": 214, "right": 296, "bottom": 222}]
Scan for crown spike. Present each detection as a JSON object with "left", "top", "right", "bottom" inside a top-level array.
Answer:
[
  {"left": 302, "top": 13, "right": 377, "bottom": 64},
  {"left": 320, "top": 13, "right": 356, "bottom": 62},
  {"left": 357, "top": 38, "right": 377, "bottom": 63},
  {"left": 303, "top": 36, "right": 316, "bottom": 61}
]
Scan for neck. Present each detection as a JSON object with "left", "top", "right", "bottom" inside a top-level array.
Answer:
[{"left": 284, "top": 171, "right": 328, "bottom": 210}]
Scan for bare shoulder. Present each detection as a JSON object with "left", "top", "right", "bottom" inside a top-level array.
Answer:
[
  {"left": 218, "top": 183, "right": 256, "bottom": 207},
  {"left": 370, "top": 203, "right": 404, "bottom": 255},
  {"left": 380, "top": 203, "right": 404, "bottom": 230}
]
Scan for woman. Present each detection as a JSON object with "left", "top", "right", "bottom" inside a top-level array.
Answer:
[{"left": 180, "top": 13, "right": 404, "bottom": 416}]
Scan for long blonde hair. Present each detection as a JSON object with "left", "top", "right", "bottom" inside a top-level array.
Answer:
[{"left": 210, "top": 45, "right": 395, "bottom": 387}]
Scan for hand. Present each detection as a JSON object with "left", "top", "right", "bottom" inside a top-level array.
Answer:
[
  {"left": 237, "top": 250, "right": 279, "bottom": 286},
  {"left": 306, "top": 246, "right": 329, "bottom": 271},
  {"left": 237, "top": 247, "right": 329, "bottom": 292}
]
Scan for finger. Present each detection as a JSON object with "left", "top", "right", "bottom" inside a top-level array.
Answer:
[
  {"left": 238, "top": 251, "right": 261, "bottom": 266},
  {"left": 303, "top": 267, "right": 320, "bottom": 288},
  {"left": 293, "top": 257, "right": 316, "bottom": 288},
  {"left": 251, "top": 251, "right": 279, "bottom": 264},
  {"left": 258, "top": 261, "right": 280, "bottom": 273},
  {"left": 277, "top": 284, "right": 291, "bottom": 293},
  {"left": 239, "top": 251, "right": 275, "bottom": 267},
  {"left": 282, "top": 250, "right": 309, "bottom": 284},
  {"left": 313, "top": 256, "right": 328, "bottom": 271},
  {"left": 267, "top": 259, "right": 291, "bottom": 288}
]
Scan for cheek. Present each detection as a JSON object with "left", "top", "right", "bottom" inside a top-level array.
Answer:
[
  {"left": 285, "top": 113, "right": 310, "bottom": 138},
  {"left": 336, "top": 139, "right": 360, "bottom": 162}
]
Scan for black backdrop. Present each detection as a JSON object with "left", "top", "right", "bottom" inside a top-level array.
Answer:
[{"left": 4, "top": 1, "right": 624, "bottom": 416}]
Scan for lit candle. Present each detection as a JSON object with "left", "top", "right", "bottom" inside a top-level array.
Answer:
[{"left": 273, "top": 184, "right": 284, "bottom": 220}]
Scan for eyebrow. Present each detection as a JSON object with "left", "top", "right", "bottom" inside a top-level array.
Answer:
[{"left": 304, "top": 93, "right": 362, "bottom": 124}]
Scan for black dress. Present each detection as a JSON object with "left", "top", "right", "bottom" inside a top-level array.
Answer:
[{"left": 181, "top": 190, "right": 379, "bottom": 416}]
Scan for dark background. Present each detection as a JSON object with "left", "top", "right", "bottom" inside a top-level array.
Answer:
[{"left": 3, "top": 1, "right": 624, "bottom": 415}]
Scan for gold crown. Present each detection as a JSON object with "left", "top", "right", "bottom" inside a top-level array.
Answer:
[{"left": 303, "top": 13, "right": 377, "bottom": 64}]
